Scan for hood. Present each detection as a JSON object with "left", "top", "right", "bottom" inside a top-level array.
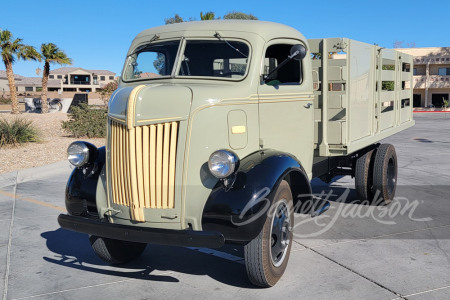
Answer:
[{"left": 108, "top": 84, "right": 193, "bottom": 127}]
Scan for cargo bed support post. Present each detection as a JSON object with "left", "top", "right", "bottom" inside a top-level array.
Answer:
[{"left": 319, "top": 38, "right": 330, "bottom": 156}]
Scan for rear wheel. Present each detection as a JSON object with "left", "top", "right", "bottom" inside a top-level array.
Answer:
[
  {"left": 355, "top": 149, "right": 375, "bottom": 201},
  {"left": 372, "top": 144, "right": 397, "bottom": 205},
  {"left": 89, "top": 236, "right": 147, "bottom": 265},
  {"left": 244, "top": 180, "right": 294, "bottom": 287}
]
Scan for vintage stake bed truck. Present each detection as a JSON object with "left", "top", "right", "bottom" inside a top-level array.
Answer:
[{"left": 58, "top": 20, "right": 414, "bottom": 287}]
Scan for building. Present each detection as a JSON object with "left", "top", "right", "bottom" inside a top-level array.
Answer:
[
  {"left": 47, "top": 67, "right": 116, "bottom": 93},
  {"left": 397, "top": 47, "right": 450, "bottom": 108},
  {"left": 0, "top": 70, "right": 24, "bottom": 96},
  {"left": 0, "top": 67, "right": 117, "bottom": 96}
]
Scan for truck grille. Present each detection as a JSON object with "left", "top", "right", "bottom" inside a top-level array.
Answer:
[{"left": 109, "top": 120, "right": 179, "bottom": 221}]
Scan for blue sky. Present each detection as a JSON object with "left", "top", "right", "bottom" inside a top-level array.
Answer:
[{"left": 1, "top": 0, "right": 449, "bottom": 77}]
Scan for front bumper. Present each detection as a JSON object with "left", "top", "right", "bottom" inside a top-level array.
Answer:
[{"left": 58, "top": 214, "right": 225, "bottom": 249}]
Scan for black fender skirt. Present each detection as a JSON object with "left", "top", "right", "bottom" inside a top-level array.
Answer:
[
  {"left": 65, "top": 146, "right": 105, "bottom": 218},
  {"left": 201, "top": 150, "right": 311, "bottom": 242}
]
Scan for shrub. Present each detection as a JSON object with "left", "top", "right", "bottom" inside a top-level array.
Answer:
[
  {"left": 0, "top": 96, "right": 11, "bottom": 105},
  {"left": 62, "top": 103, "right": 107, "bottom": 138},
  {"left": 0, "top": 117, "right": 40, "bottom": 147}
]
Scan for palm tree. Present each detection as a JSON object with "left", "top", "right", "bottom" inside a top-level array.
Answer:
[
  {"left": 0, "top": 29, "right": 41, "bottom": 114},
  {"left": 40, "top": 43, "right": 72, "bottom": 113},
  {"left": 200, "top": 11, "right": 216, "bottom": 20}
]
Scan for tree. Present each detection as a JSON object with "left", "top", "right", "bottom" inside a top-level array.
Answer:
[
  {"left": 200, "top": 11, "right": 217, "bottom": 20},
  {"left": 99, "top": 80, "right": 118, "bottom": 106},
  {"left": 0, "top": 29, "right": 41, "bottom": 114},
  {"left": 223, "top": 11, "right": 258, "bottom": 20},
  {"left": 165, "top": 14, "right": 184, "bottom": 25},
  {"left": 40, "top": 43, "right": 72, "bottom": 113}
]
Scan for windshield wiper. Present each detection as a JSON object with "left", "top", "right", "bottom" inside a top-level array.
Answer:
[
  {"left": 129, "top": 34, "right": 161, "bottom": 56},
  {"left": 214, "top": 32, "right": 248, "bottom": 58}
]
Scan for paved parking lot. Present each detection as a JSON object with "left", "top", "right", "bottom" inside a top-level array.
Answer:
[{"left": 1, "top": 113, "right": 449, "bottom": 300}]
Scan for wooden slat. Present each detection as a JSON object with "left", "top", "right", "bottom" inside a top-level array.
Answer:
[
  {"left": 124, "top": 128, "right": 132, "bottom": 208},
  {"left": 168, "top": 122, "right": 178, "bottom": 209},
  {"left": 149, "top": 125, "right": 156, "bottom": 208},
  {"left": 135, "top": 126, "right": 145, "bottom": 211},
  {"left": 142, "top": 126, "right": 150, "bottom": 208},
  {"left": 156, "top": 124, "right": 163, "bottom": 208},
  {"left": 118, "top": 124, "right": 126, "bottom": 206},
  {"left": 162, "top": 123, "right": 170, "bottom": 208},
  {"left": 129, "top": 127, "right": 144, "bottom": 221},
  {"left": 111, "top": 123, "right": 119, "bottom": 205}
]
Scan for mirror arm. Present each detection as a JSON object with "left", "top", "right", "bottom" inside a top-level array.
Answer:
[{"left": 263, "top": 56, "right": 294, "bottom": 83}]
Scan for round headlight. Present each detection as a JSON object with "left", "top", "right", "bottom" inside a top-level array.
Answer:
[
  {"left": 208, "top": 150, "right": 239, "bottom": 179},
  {"left": 67, "top": 142, "right": 90, "bottom": 167}
]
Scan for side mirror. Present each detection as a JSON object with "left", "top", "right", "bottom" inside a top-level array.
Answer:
[{"left": 290, "top": 44, "right": 307, "bottom": 61}]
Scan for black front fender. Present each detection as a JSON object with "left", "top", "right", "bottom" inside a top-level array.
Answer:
[
  {"left": 65, "top": 146, "right": 105, "bottom": 218},
  {"left": 201, "top": 150, "right": 311, "bottom": 242}
]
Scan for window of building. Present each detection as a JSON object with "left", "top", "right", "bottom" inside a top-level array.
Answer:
[
  {"left": 438, "top": 68, "right": 450, "bottom": 76},
  {"left": 413, "top": 68, "right": 417, "bottom": 75},
  {"left": 49, "top": 75, "right": 54, "bottom": 79},
  {"left": 263, "top": 44, "right": 302, "bottom": 85},
  {"left": 25, "top": 87, "right": 33, "bottom": 92},
  {"left": 109, "top": 76, "right": 114, "bottom": 80},
  {"left": 57, "top": 75, "right": 62, "bottom": 79},
  {"left": 100, "top": 76, "right": 105, "bottom": 81}
]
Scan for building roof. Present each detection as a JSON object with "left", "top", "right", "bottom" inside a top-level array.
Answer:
[
  {"left": 15, "top": 77, "right": 61, "bottom": 88},
  {"left": 50, "top": 67, "right": 115, "bottom": 75},
  {"left": 397, "top": 47, "right": 450, "bottom": 58},
  {"left": 0, "top": 70, "right": 25, "bottom": 80}
]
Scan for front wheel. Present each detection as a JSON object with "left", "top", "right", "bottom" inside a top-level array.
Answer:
[
  {"left": 89, "top": 236, "right": 147, "bottom": 265},
  {"left": 244, "top": 180, "right": 294, "bottom": 287}
]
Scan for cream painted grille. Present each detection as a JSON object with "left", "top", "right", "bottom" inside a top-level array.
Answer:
[{"left": 110, "top": 120, "right": 179, "bottom": 221}]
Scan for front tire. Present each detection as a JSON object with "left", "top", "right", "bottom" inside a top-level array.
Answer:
[
  {"left": 89, "top": 236, "right": 147, "bottom": 265},
  {"left": 244, "top": 180, "right": 294, "bottom": 287}
]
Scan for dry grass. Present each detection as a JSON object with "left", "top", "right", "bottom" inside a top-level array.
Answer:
[{"left": 0, "top": 112, "right": 105, "bottom": 174}]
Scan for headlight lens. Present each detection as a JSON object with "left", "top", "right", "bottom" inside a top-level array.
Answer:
[
  {"left": 208, "top": 150, "right": 239, "bottom": 179},
  {"left": 67, "top": 142, "right": 90, "bottom": 167}
]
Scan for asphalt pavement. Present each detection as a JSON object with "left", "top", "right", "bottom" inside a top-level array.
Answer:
[{"left": 1, "top": 113, "right": 449, "bottom": 300}]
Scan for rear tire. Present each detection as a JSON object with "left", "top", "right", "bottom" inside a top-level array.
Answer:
[
  {"left": 372, "top": 144, "right": 397, "bottom": 205},
  {"left": 244, "top": 180, "right": 294, "bottom": 287},
  {"left": 355, "top": 149, "right": 374, "bottom": 201},
  {"left": 89, "top": 236, "right": 147, "bottom": 265}
]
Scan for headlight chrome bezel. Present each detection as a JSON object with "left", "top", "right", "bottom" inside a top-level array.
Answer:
[
  {"left": 67, "top": 141, "right": 96, "bottom": 167},
  {"left": 208, "top": 149, "right": 240, "bottom": 179}
]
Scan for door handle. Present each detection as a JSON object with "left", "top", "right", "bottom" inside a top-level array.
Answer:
[{"left": 304, "top": 103, "right": 313, "bottom": 109}]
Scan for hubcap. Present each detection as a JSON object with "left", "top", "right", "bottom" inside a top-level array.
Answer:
[{"left": 270, "top": 200, "right": 291, "bottom": 267}]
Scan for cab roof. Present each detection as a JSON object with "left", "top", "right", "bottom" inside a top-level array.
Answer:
[{"left": 133, "top": 20, "right": 306, "bottom": 43}]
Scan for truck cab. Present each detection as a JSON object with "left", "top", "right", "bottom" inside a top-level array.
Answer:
[{"left": 59, "top": 20, "right": 413, "bottom": 287}]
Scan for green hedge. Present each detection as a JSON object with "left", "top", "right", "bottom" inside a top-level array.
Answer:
[{"left": 62, "top": 103, "right": 107, "bottom": 138}]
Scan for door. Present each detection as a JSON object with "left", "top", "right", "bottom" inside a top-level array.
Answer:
[
  {"left": 413, "top": 94, "right": 421, "bottom": 107},
  {"left": 258, "top": 39, "right": 314, "bottom": 176},
  {"left": 432, "top": 93, "right": 448, "bottom": 108}
]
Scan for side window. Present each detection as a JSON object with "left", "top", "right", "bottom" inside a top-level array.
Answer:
[{"left": 263, "top": 44, "right": 301, "bottom": 85}]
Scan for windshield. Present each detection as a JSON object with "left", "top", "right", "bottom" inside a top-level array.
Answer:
[
  {"left": 179, "top": 40, "right": 249, "bottom": 79},
  {"left": 123, "top": 40, "right": 181, "bottom": 80},
  {"left": 123, "top": 39, "right": 250, "bottom": 81}
]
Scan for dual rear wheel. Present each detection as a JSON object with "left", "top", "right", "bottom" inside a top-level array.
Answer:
[{"left": 355, "top": 144, "right": 398, "bottom": 205}]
